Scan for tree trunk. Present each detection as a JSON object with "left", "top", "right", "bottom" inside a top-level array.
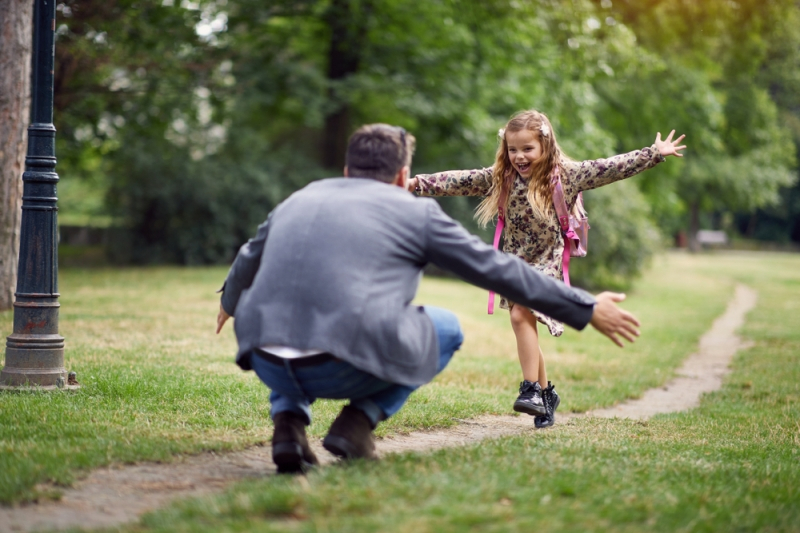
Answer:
[
  {"left": 0, "top": 0, "right": 32, "bottom": 312},
  {"left": 688, "top": 201, "right": 701, "bottom": 253},
  {"left": 322, "top": 0, "right": 371, "bottom": 170}
]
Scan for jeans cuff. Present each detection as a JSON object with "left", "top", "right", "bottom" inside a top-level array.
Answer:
[
  {"left": 349, "top": 398, "right": 385, "bottom": 429},
  {"left": 270, "top": 404, "right": 311, "bottom": 426}
]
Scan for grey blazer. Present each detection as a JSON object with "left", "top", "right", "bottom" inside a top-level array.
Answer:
[{"left": 221, "top": 177, "right": 596, "bottom": 386}]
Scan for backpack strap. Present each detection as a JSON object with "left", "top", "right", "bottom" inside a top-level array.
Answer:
[
  {"left": 488, "top": 173, "right": 512, "bottom": 314},
  {"left": 551, "top": 165, "right": 577, "bottom": 287},
  {"left": 487, "top": 215, "right": 505, "bottom": 314}
]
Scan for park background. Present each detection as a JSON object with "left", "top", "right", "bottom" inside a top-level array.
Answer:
[
  {"left": 1, "top": 0, "right": 800, "bottom": 531},
  {"left": 16, "top": 0, "right": 800, "bottom": 289}
]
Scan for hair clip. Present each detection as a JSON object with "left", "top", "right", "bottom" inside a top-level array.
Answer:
[
  {"left": 540, "top": 124, "right": 550, "bottom": 137},
  {"left": 498, "top": 128, "right": 506, "bottom": 138}
]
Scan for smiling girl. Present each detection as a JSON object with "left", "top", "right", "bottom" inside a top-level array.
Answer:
[{"left": 408, "top": 109, "right": 686, "bottom": 427}]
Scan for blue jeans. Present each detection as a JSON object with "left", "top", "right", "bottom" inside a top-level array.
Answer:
[{"left": 250, "top": 306, "right": 463, "bottom": 427}]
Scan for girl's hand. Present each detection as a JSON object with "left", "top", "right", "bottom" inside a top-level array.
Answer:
[
  {"left": 407, "top": 177, "right": 418, "bottom": 192},
  {"left": 655, "top": 130, "right": 687, "bottom": 158}
]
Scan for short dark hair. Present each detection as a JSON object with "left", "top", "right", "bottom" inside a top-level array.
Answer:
[{"left": 345, "top": 124, "right": 416, "bottom": 183}]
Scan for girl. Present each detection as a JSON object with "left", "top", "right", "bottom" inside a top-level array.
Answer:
[{"left": 408, "top": 109, "right": 686, "bottom": 428}]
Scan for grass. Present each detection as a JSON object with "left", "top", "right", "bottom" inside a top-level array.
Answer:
[
  {"left": 1, "top": 252, "right": 796, "bottom": 530},
  {"left": 123, "top": 251, "right": 799, "bottom": 532}
]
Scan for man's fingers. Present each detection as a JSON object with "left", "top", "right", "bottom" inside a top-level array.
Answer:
[
  {"left": 216, "top": 307, "right": 230, "bottom": 334},
  {"left": 622, "top": 310, "right": 641, "bottom": 328},
  {"left": 598, "top": 291, "right": 626, "bottom": 303},
  {"left": 617, "top": 328, "right": 638, "bottom": 344},
  {"left": 607, "top": 332, "right": 624, "bottom": 348}
]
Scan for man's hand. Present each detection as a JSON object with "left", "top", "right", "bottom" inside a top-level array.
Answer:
[
  {"left": 216, "top": 304, "right": 231, "bottom": 334},
  {"left": 407, "top": 176, "right": 418, "bottom": 192},
  {"left": 589, "top": 292, "right": 641, "bottom": 347}
]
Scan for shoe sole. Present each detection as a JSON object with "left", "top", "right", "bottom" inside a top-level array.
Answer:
[
  {"left": 513, "top": 400, "right": 547, "bottom": 416},
  {"left": 273, "top": 442, "right": 315, "bottom": 474},
  {"left": 322, "top": 434, "right": 376, "bottom": 460}
]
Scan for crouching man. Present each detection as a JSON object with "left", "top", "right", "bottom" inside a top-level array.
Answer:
[{"left": 216, "top": 124, "right": 640, "bottom": 473}]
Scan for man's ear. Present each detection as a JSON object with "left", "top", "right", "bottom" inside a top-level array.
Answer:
[
  {"left": 343, "top": 166, "right": 349, "bottom": 177},
  {"left": 392, "top": 166, "right": 410, "bottom": 189}
]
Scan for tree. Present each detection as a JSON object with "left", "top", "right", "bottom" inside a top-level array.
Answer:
[
  {"left": 0, "top": 0, "right": 32, "bottom": 311},
  {"left": 593, "top": 0, "right": 799, "bottom": 250}
]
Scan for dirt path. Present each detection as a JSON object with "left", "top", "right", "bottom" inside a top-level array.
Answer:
[{"left": 0, "top": 285, "right": 757, "bottom": 533}]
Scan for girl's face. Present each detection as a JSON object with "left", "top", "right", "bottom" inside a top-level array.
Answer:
[{"left": 506, "top": 128, "right": 542, "bottom": 179}]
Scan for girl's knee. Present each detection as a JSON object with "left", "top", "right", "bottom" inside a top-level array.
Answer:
[{"left": 509, "top": 304, "right": 534, "bottom": 329}]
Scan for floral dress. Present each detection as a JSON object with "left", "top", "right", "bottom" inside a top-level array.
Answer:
[{"left": 415, "top": 145, "right": 665, "bottom": 336}]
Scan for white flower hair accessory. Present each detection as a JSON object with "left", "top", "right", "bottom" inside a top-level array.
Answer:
[
  {"left": 540, "top": 124, "right": 550, "bottom": 137},
  {"left": 498, "top": 128, "right": 506, "bottom": 138}
]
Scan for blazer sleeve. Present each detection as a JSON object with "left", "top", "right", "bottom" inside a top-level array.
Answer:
[
  {"left": 415, "top": 167, "right": 493, "bottom": 197},
  {"left": 422, "top": 201, "right": 596, "bottom": 330},
  {"left": 220, "top": 213, "right": 272, "bottom": 316}
]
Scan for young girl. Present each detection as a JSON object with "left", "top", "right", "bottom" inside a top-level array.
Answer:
[{"left": 408, "top": 109, "right": 686, "bottom": 428}]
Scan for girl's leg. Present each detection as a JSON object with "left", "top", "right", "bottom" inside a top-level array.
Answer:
[
  {"left": 509, "top": 304, "right": 546, "bottom": 386},
  {"left": 538, "top": 347, "right": 548, "bottom": 390},
  {"left": 509, "top": 304, "right": 548, "bottom": 415}
]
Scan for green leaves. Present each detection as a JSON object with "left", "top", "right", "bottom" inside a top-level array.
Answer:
[{"left": 51, "top": 0, "right": 800, "bottom": 269}]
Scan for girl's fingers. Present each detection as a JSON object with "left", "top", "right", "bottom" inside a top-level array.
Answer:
[
  {"left": 665, "top": 129, "right": 676, "bottom": 142},
  {"left": 674, "top": 134, "right": 686, "bottom": 144}
]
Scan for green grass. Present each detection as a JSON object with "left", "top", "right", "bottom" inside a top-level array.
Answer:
[
  {"left": 120, "top": 251, "right": 800, "bottom": 532},
  {"left": 1, "top": 252, "right": 795, "bottom": 529}
]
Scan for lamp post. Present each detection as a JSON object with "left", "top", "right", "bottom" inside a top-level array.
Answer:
[{"left": 1, "top": 0, "right": 75, "bottom": 390}]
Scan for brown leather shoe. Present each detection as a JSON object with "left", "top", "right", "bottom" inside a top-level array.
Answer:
[
  {"left": 322, "top": 405, "right": 377, "bottom": 460},
  {"left": 272, "top": 411, "right": 319, "bottom": 474}
]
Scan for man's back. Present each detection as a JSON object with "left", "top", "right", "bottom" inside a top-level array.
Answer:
[{"left": 233, "top": 177, "right": 439, "bottom": 385}]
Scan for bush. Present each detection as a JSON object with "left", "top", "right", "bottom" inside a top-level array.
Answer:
[
  {"left": 568, "top": 180, "right": 662, "bottom": 291},
  {"left": 106, "top": 137, "right": 325, "bottom": 265}
]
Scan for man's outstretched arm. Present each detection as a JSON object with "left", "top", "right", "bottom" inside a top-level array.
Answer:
[{"left": 422, "top": 200, "right": 640, "bottom": 345}]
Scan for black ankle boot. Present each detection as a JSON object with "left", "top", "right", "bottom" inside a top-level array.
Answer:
[
  {"left": 513, "top": 380, "right": 546, "bottom": 416},
  {"left": 322, "top": 405, "right": 377, "bottom": 460},
  {"left": 272, "top": 411, "right": 319, "bottom": 474},
  {"left": 534, "top": 381, "right": 560, "bottom": 429}
]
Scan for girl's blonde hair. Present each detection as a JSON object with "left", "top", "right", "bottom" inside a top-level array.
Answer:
[{"left": 476, "top": 110, "right": 577, "bottom": 227}]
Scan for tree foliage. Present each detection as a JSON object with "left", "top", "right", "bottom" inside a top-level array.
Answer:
[{"left": 47, "top": 0, "right": 800, "bottom": 284}]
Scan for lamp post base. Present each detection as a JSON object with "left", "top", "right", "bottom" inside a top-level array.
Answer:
[{"left": 0, "top": 333, "right": 78, "bottom": 389}]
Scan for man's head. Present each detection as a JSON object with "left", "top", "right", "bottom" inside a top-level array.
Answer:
[{"left": 345, "top": 124, "right": 416, "bottom": 185}]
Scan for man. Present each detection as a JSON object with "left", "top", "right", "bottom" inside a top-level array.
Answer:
[{"left": 217, "top": 124, "right": 640, "bottom": 473}]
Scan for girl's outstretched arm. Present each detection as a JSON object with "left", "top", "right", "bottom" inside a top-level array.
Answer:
[
  {"left": 565, "top": 129, "right": 686, "bottom": 195},
  {"left": 655, "top": 130, "right": 687, "bottom": 158},
  {"left": 412, "top": 168, "right": 493, "bottom": 197}
]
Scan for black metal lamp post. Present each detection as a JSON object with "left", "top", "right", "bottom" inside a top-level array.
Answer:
[{"left": 1, "top": 0, "right": 76, "bottom": 390}]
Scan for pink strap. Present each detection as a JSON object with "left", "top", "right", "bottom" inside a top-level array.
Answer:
[
  {"left": 487, "top": 215, "right": 505, "bottom": 314},
  {"left": 551, "top": 167, "right": 574, "bottom": 287},
  {"left": 562, "top": 236, "right": 572, "bottom": 286}
]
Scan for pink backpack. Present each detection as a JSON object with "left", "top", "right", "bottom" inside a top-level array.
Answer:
[
  {"left": 550, "top": 165, "right": 589, "bottom": 286},
  {"left": 487, "top": 166, "right": 589, "bottom": 314}
]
